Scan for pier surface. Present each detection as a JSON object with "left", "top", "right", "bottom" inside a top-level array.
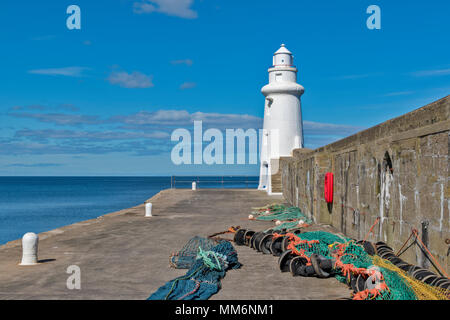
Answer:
[{"left": 0, "top": 189, "right": 350, "bottom": 300}]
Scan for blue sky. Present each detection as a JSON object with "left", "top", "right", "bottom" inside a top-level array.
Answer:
[{"left": 0, "top": 0, "right": 449, "bottom": 176}]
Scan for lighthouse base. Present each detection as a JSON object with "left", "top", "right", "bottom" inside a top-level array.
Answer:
[{"left": 258, "top": 158, "right": 282, "bottom": 195}]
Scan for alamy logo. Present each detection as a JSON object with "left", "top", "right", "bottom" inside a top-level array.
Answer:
[
  {"left": 66, "top": 5, "right": 81, "bottom": 30},
  {"left": 366, "top": 5, "right": 381, "bottom": 30},
  {"left": 365, "top": 265, "right": 384, "bottom": 290},
  {"left": 171, "top": 121, "right": 278, "bottom": 166},
  {"left": 66, "top": 265, "right": 81, "bottom": 290}
]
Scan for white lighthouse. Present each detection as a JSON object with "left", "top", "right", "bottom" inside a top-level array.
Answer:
[{"left": 258, "top": 44, "right": 304, "bottom": 194}]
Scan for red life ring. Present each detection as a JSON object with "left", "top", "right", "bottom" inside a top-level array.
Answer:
[{"left": 324, "top": 172, "right": 333, "bottom": 203}]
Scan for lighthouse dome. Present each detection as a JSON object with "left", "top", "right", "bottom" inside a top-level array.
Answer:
[{"left": 273, "top": 44, "right": 293, "bottom": 66}]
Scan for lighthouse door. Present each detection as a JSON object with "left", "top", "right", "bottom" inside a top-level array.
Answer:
[{"left": 259, "top": 162, "right": 268, "bottom": 190}]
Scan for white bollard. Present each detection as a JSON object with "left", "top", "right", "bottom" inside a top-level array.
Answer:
[
  {"left": 145, "top": 202, "right": 152, "bottom": 217},
  {"left": 20, "top": 232, "right": 39, "bottom": 265},
  {"left": 192, "top": 181, "right": 197, "bottom": 190}
]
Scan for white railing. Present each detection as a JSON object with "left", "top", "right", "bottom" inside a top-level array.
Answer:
[{"left": 170, "top": 176, "right": 258, "bottom": 189}]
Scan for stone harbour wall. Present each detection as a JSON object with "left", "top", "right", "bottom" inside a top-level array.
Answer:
[{"left": 279, "top": 95, "right": 450, "bottom": 274}]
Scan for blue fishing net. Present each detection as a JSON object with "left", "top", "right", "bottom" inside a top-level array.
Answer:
[
  {"left": 149, "top": 240, "right": 241, "bottom": 300},
  {"left": 170, "top": 236, "right": 217, "bottom": 269}
]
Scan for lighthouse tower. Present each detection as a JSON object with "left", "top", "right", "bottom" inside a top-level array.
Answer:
[{"left": 258, "top": 44, "right": 304, "bottom": 194}]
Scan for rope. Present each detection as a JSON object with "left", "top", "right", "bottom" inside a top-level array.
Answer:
[
  {"left": 331, "top": 242, "right": 377, "bottom": 281},
  {"left": 412, "top": 229, "right": 449, "bottom": 278},
  {"left": 164, "top": 265, "right": 203, "bottom": 300},
  {"left": 197, "top": 247, "right": 222, "bottom": 271},
  {"left": 177, "top": 280, "right": 201, "bottom": 300},
  {"left": 395, "top": 231, "right": 415, "bottom": 256},
  {"left": 208, "top": 226, "right": 239, "bottom": 238},
  {"left": 285, "top": 232, "right": 320, "bottom": 265},
  {"left": 353, "top": 283, "right": 389, "bottom": 300},
  {"left": 251, "top": 203, "right": 281, "bottom": 211},
  {"left": 363, "top": 217, "right": 380, "bottom": 242}
]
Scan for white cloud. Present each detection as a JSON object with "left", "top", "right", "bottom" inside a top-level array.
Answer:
[
  {"left": 180, "top": 82, "right": 196, "bottom": 89},
  {"left": 411, "top": 68, "right": 450, "bottom": 77},
  {"left": 9, "top": 112, "right": 103, "bottom": 126},
  {"left": 28, "top": 67, "right": 89, "bottom": 77},
  {"left": 11, "top": 104, "right": 79, "bottom": 112},
  {"left": 10, "top": 105, "right": 46, "bottom": 111},
  {"left": 113, "top": 110, "right": 262, "bottom": 129},
  {"left": 6, "top": 163, "right": 63, "bottom": 168},
  {"left": 11, "top": 107, "right": 362, "bottom": 136},
  {"left": 171, "top": 59, "right": 193, "bottom": 66},
  {"left": 31, "top": 35, "right": 56, "bottom": 41},
  {"left": 303, "top": 121, "right": 363, "bottom": 136},
  {"left": 331, "top": 73, "right": 381, "bottom": 80},
  {"left": 133, "top": 1, "right": 156, "bottom": 14},
  {"left": 5, "top": 105, "right": 366, "bottom": 156},
  {"left": 107, "top": 71, "right": 154, "bottom": 88},
  {"left": 133, "top": 0, "right": 198, "bottom": 19},
  {"left": 382, "top": 91, "right": 414, "bottom": 97},
  {"left": 15, "top": 129, "right": 170, "bottom": 141}
]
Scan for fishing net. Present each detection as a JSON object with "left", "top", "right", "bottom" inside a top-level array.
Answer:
[
  {"left": 149, "top": 240, "right": 241, "bottom": 300},
  {"left": 251, "top": 203, "right": 285, "bottom": 215},
  {"left": 297, "top": 230, "right": 350, "bottom": 245},
  {"left": 331, "top": 241, "right": 417, "bottom": 300},
  {"left": 373, "top": 256, "right": 449, "bottom": 300},
  {"left": 169, "top": 236, "right": 217, "bottom": 269},
  {"left": 269, "top": 220, "right": 302, "bottom": 232},
  {"left": 279, "top": 231, "right": 449, "bottom": 300},
  {"left": 253, "top": 205, "right": 313, "bottom": 228}
]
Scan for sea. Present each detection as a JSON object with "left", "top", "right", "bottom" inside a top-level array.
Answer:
[{"left": 0, "top": 176, "right": 258, "bottom": 245}]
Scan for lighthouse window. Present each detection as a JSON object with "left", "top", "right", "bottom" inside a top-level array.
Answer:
[{"left": 275, "top": 73, "right": 282, "bottom": 82}]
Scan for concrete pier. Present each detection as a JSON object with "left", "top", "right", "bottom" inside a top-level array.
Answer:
[{"left": 0, "top": 189, "right": 350, "bottom": 300}]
